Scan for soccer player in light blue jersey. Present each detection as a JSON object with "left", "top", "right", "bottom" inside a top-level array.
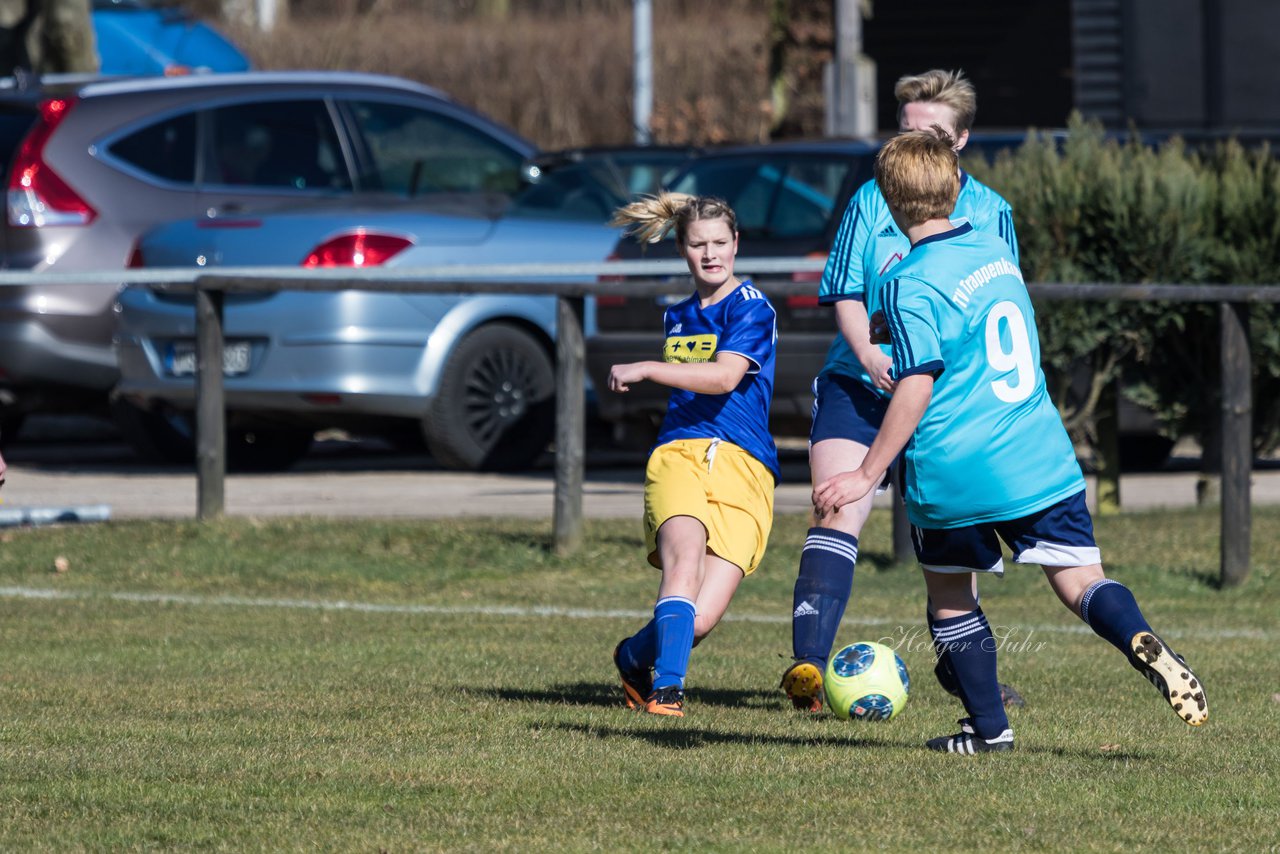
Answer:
[
  {"left": 783, "top": 69, "right": 1023, "bottom": 713},
  {"left": 608, "top": 193, "right": 779, "bottom": 718},
  {"left": 813, "top": 131, "right": 1207, "bottom": 753}
]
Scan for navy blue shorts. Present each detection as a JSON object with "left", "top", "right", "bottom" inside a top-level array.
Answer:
[
  {"left": 912, "top": 490, "right": 1101, "bottom": 576},
  {"left": 809, "top": 373, "right": 888, "bottom": 446}
]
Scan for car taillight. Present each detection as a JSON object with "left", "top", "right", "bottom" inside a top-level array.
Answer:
[
  {"left": 301, "top": 231, "right": 413, "bottom": 267},
  {"left": 7, "top": 98, "right": 97, "bottom": 228},
  {"left": 791, "top": 251, "right": 828, "bottom": 284},
  {"left": 598, "top": 251, "right": 625, "bottom": 283}
]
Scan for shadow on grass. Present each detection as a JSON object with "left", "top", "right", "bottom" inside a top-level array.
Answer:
[
  {"left": 483, "top": 682, "right": 1152, "bottom": 762},
  {"left": 856, "top": 550, "right": 906, "bottom": 572},
  {"left": 587, "top": 533, "right": 646, "bottom": 549},
  {"left": 482, "top": 530, "right": 641, "bottom": 554},
  {"left": 1179, "top": 566, "right": 1227, "bottom": 590},
  {"left": 545, "top": 720, "right": 903, "bottom": 751},
  {"left": 483, "top": 531, "right": 556, "bottom": 551},
  {"left": 547, "top": 721, "right": 1151, "bottom": 761},
  {"left": 479, "top": 682, "right": 780, "bottom": 710},
  {"left": 478, "top": 682, "right": 619, "bottom": 707}
]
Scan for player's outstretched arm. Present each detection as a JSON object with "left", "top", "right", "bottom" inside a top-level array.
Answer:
[
  {"left": 609, "top": 352, "right": 751, "bottom": 396},
  {"left": 812, "top": 373, "right": 933, "bottom": 517}
]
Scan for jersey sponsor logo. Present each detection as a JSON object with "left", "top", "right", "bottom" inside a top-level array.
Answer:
[
  {"left": 664, "top": 333, "right": 717, "bottom": 363},
  {"left": 670, "top": 322, "right": 683, "bottom": 334},
  {"left": 877, "top": 225, "right": 897, "bottom": 237},
  {"left": 879, "top": 251, "right": 904, "bottom": 276},
  {"left": 952, "top": 257, "right": 1024, "bottom": 308}
]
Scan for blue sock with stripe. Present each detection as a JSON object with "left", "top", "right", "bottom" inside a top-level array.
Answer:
[
  {"left": 1079, "top": 579, "right": 1152, "bottom": 657},
  {"left": 652, "top": 596, "right": 697, "bottom": 691},
  {"left": 791, "top": 527, "right": 858, "bottom": 668},
  {"left": 931, "top": 608, "right": 1007, "bottom": 739},
  {"left": 617, "top": 620, "right": 657, "bottom": 673}
]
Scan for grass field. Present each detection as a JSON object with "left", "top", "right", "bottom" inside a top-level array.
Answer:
[{"left": 1, "top": 507, "right": 1277, "bottom": 851}]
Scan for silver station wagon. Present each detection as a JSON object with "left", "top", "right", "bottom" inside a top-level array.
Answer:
[{"left": 0, "top": 70, "right": 533, "bottom": 441}]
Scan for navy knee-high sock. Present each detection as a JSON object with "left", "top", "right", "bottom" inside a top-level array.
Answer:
[
  {"left": 931, "top": 608, "right": 1008, "bottom": 739},
  {"left": 926, "top": 603, "right": 959, "bottom": 695},
  {"left": 1079, "top": 579, "right": 1152, "bottom": 659},
  {"left": 652, "top": 596, "right": 697, "bottom": 691},
  {"left": 791, "top": 527, "right": 857, "bottom": 668}
]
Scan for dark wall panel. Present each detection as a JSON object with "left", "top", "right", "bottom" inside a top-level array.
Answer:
[
  {"left": 863, "top": 0, "right": 1075, "bottom": 131},
  {"left": 1217, "top": 0, "right": 1280, "bottom": 126},
  {"left": 864, "top": 0, "right": 1280, "bottom": 132}
]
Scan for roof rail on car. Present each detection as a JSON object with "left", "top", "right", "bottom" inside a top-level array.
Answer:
[{"left": 0, "top": 71, "right": 114, "bottom": 92}]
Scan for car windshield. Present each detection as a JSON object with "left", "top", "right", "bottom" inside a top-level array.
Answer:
[
  {"left": 510, "top": 150, "right": 692, "bottom": 222},
  {"left": 667, "top": 154, "right": 858, "bottom": 241}
]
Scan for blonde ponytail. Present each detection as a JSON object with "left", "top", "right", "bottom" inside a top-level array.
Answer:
[
  {"left": 610, "top": 192, "right": 696, "bottom": 244},
  {"left": 610, "top": 192, "right": 738, "bottom": 246}
]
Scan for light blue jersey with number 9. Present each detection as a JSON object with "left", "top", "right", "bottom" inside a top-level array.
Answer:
[{"left": 882, "top": 222, "right": 1084, "bottom": 528}]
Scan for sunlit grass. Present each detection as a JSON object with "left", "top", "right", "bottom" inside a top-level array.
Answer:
[{"left": 0, "top": 508, "right": 1276, "bottom": 850}]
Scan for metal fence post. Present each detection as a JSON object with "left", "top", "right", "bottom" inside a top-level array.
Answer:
[
  {"left": 195, "top": 286, "right": 226, "bottom": 520},
  {"left": 553, "top": 295, "right": 586, "bottom": 555},
  {"left": 1219, "top": 300, "right": 1251, "bottom": 587}
]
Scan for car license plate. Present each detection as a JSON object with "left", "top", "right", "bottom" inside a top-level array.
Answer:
[{"left": 166, "top": 340, "right": 251, "bottom": 377}]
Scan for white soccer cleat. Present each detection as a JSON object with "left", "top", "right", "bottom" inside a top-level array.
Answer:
[
  {"left": 926, "top": 722, "right": 1014, "bottom": 754},
  {"left": 1129, "top": 631, "right": 1208, "bottom": 726}
]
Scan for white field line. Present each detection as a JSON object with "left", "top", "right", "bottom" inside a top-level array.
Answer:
[{"left": 0, "top": 585, "right": 1272, "bottom": 641}]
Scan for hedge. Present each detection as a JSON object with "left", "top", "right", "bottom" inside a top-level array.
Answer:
[{"left": 966, "top": 116, "right": 1280, "bottom": 459}]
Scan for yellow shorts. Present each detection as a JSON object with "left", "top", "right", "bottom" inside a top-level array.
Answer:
[{"left": 643, "top": 438, "right": 776, "bottom": 576}]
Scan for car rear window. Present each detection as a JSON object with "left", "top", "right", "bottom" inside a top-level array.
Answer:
[
  {"left": 206, "top": 100, "right": 351, "bottom": 191},
  {"left": 670, "top": 155, "right": 859, "bottom": 241},
  {"left": 106, "top": 111, "right": 197, "bottom": 184}
]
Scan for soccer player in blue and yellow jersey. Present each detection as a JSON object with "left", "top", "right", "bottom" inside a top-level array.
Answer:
[
  {"left": 783, "top": 69, "right": 1022, "bottom": 713},
  {"left": 608, "top": 193, "right": 779, "bottom": 717},
  {"left": 813, "top": 130, "right": 1207, "bottom": 753}
]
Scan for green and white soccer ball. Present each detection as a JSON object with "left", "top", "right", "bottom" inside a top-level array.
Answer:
[{"left": 824, "top": 641, "right": 910, "bottom": 721}]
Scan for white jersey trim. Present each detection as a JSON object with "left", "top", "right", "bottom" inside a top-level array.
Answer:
[
  {"left": 1014, "top": 541, "right": 1102, "bottom": 568},
  {"left": 921, "top": 558, "right": 1006, "bottom": 577}
]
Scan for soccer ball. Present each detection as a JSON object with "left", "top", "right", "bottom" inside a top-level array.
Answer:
[{"left": 824, "top": 642, "right": 910, "bottom": 721}]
